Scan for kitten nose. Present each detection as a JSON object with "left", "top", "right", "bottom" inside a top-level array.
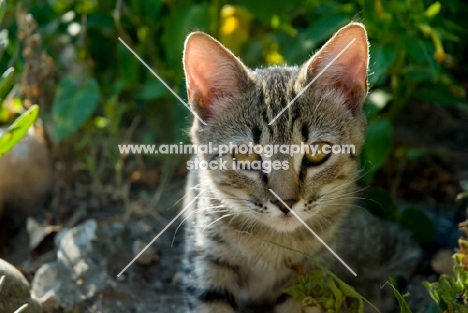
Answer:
[{"left": 272, "top": 199, "right": 297, "bottom": 214}]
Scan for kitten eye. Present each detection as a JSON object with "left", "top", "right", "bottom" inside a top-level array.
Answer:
[
  {"left": 233, "top": 151, "right": 261, "bottom": 163},
  {"left": 304, "top": 142, "right": 331, "bottom": 166}
]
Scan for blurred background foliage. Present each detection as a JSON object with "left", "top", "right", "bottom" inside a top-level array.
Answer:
[{"left": 0, "top": 0, "right": 467, "bottom": 228}]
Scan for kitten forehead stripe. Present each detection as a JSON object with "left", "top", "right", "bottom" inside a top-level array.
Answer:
[
  {"left": 118, "top": 37, "right": 207, "bottom": 125},
  {"left": 268, "top": 38, "right": 356, "bottom": 125},
  {"left": 268, "top": 189, "right": 357, "bottom": 277},
  {"left": 252, "top": 127, "right": 261, "bottom": 144}
]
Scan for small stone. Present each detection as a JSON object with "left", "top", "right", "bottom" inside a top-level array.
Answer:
[
  {"left": 133, "top": 241, "right": 159, "bottom": 265},
  {"left": 171, "top": 271, "right": 184, "bottom": 285},
  {"left": 31, "top": 219, "right": 127, "bottom": 309},
  {"left": 39, "top": 291, "right": 59, "bottom": 311},
  {"left": 117, "top": 274, "right": 127, "bottom": 282}
]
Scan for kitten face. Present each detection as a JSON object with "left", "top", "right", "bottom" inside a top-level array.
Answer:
[{"left": 183, "top": 23, "right": 369, "bottom": 233}]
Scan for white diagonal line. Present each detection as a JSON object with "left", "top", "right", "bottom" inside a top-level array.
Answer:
[
  {"left": 268, "top": 38, "right": 356, "bottom": 125},
  {"left": 14, "top": 304, "right": 29, "bottom": 313},
  {"left": 117, "top": 189, "right": 206, "bottom": 277},
  {"left": 118, "top": 37, "right": 207, "bottom": 126},
  {"left": 268, "top": 189, "right": 357, "bottom": 276}
]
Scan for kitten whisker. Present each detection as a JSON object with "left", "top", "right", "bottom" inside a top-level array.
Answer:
[
  {"left": 202, "top": 213, "right": 235, "bottom": 233},
  {"left": 171, "top": 207, "right": 232, "bottom": 246}
]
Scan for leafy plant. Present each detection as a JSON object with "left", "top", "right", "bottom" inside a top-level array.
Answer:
[
  {"left": 52, "top": 77, "right": 100, "bottom": 143},
  {"left": 0, "top": 0, "right": 38, "bottom": 157},
  {"left": 424, "top": 223, "right": 468, "bottom": 312},
  {"left": 0, "top": 104, "right": 39, "bottom": 156},
  {"left": 382, "top": 276, "right": 413, "bottom": 313},
  {"left": 286, "top": 269, "right": 368, "bottom": 312},
  {"left": 255, "top": 236, "right": 379, "bottom": 312},
  {"left": 360, "top": 0, "right": 467, "bottom": 184}
]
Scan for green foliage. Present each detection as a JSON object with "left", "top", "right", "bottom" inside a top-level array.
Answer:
[
  {"left": 384, "top": 276, "right": 413, "bottom": 313},
  {"left": 286, "top": 269, "right": 366, "bottom": 312},
  {"left": 0, "top": 0, "right": 5, "bottom": 22},
  {"left": 360, "top": 120, "right": 393, "bottom": 184},
  {"left": 52, "top": 77, "right": 100, "bottom": 143},
  {"left": 0, "top": 104, "right": 39, "bottom": 156},
  {"left": 0, "top": 67, "right": 13, "bottom": 101},
  {"left": 0, "top": 0, "right": 465, "bottom": 185},
  {"left": 0, "top": 1, "right": 39, "bottom": 157},
  {"left": 256, "top": 237, "right": 379, "bottom": 312},
  {"left": 424, "top": 237, "right": 468, "bottom": 312},
  {"left": 260, "top": 236, "right": 419, "bottom": 313},
  {"left": 360, "top": 0, "right": 467, "bottom": 184}
]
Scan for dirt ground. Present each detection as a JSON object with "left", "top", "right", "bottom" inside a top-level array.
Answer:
[{"left": 1, "top": 181, "right": 188, "bottom": 313}]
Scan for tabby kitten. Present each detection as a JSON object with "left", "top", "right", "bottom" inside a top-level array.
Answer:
[{"left": 182, "top": 22, "right": 420, "bottom": 313}]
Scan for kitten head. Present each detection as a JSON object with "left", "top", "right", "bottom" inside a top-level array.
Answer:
[{"left": 183, "top": 23, "right": 369, "bottom": 234}]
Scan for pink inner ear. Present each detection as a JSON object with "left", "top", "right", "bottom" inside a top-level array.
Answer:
[
  {"left": 186, "top": 64, "right": 212, "bottom": 107},
  {"left": 184, "top": 34, "right": 243, "bottom": 110},
  {"left": 344, "top": 53, "right": 367, "bottom": 89},
  {"left": 307, "top": 24, "right": 368, "bottom": 110},
  {"left": 336, "top": 55, "right": 367, "bottom": 92}
]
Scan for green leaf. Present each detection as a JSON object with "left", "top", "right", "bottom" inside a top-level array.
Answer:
[
  {"left": 425, "top": 2, "right": 441, "bottom": 17},
  {"left": 415, "top": 84, "right": 468, "bottom": 108},
  {"left": 48, "top": 0, "right": 73, "bottom": 14},
  {"left": 386, "top": 276, "right": 413, "bottom": 313},
  {"left": 87, "top": 13, "right": 115, "bottom": 29},
  {"left": 328, "top": 278, "right": 343, "bottom": 312},
  {"left": 254, "top": 236, "right": 381, "bottom": 313},
  {"left": 0, "top": 0, "right": 6, "bottom": 22},
  {"left": 405, "top": 66, "right": 436, "bottom": 83},
  {"left": 162, "top": 2, "right": 211, "bottom": 66},
  {"left": 369, "top": 43, "right": 396, "bottom": 85},
  {"left": 52, "top": 78, "right": 100, "bottom": 142},
  {"left": 361, "top": 120, "right": 393, "bottom": 183},
  {"left": 303, "top": 14, "right": 350, "bottom": 47},
  {"left": 0, "top": 67, "right": 14, "bottom": 100},
  {"left": 130, "top": 0, "right": 161, "bottom": 22},
  {"left": 136, "top": 77, "right": 169, "bottom": 100},
  {"left": 364, "top": 99, "right": 380, "bottom": 120},
  {"left": 0, "top": 105, "right": 39, "bottom": 157},
  {"left": 398, "top": 208, "right": 435, "bottom": 243},
  {"left": 236, "top": 0, "right": 297, "bottom": 24},
  {"left": 438, "top": 275, "right": 463, "bottom": 304},
  {"left": 118, "top": 43, "right": 140, "bottom": 85},
  {"left": 402, "top": 36, "right": 435, "bottom": 66}
]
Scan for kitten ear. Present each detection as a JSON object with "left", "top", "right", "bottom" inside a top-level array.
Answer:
[
  {"left": 183, "top": 32, "right": 248, "bottom": 119},
  {"left": 305, "top": 22, "right": 369, "bottom": 112}
]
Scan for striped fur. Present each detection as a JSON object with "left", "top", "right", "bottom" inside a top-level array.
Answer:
[{"left": 182, "top": 23, "right": 420, "bottom": 313}]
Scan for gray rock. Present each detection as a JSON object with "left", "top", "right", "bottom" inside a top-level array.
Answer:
[{"left": 31, "top": 219, "right": 127, "bottom": 309}]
